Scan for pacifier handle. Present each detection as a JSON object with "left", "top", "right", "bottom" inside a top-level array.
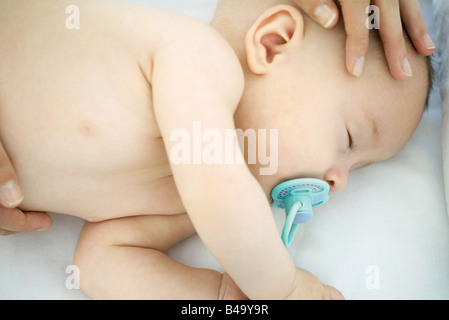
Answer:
[
  {"left": 282, "top": 194, "right": 313, "bottom": 247},
  {"left": 271, "top": 178, "right": 330, "bottom": 248}
]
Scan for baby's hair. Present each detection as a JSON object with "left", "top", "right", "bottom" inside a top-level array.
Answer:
[{"left": 424, "top": 53, "right": 435, "bottom": 110}]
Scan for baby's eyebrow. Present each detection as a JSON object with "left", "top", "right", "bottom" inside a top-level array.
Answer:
[{"left": 366, "top": 113, "right": 379, "bottom": 140}]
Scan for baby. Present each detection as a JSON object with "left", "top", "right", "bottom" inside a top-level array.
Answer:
[{"left": 0, "top": 0, "right": 430, "bottom": 299}]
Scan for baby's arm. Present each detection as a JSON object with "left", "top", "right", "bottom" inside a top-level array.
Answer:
[{"left": 151, "top": 21, "right": 296, "bottom": 299}]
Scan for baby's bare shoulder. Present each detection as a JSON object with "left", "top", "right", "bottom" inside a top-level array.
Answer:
[
  {"left": 88, "top": 1, "right": 243, "bottom": 96},
  {"left": 149, "top": 11, "right": 244, "bottom": 113}
]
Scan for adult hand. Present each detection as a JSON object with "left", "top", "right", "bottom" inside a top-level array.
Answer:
[
  {"left": 293, "top": 0, "right": 435, "bottom": 80},
  {"left": 0, "top": 142, "right": 52, "bottom": 235}
]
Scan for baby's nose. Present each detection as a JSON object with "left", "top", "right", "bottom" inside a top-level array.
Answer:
[{"left": 323, "top": 168, "right": 348, "bottom": 192}]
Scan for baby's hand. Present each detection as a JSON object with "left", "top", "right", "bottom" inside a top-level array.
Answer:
[
  {"left": 220, "top": 269, "right": 344, "bottom": 300},
  {"left": 219, "top": 273, "right": 249, "bottom": 300},
  {"left": 285, "top": 268, "right": 345, "bottom": 300}
]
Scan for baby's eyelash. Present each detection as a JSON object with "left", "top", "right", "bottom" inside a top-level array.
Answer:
[{"left": 347, "top": 130, "right": 355, "bottom": 150}]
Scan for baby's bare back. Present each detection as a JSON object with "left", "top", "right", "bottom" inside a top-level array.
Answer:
[{"left": 0, "top": 0, "right": 186, "bottom": 220}]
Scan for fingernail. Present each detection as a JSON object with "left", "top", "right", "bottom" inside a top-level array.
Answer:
[
  {"left": 401, "top": 57, "right": 413, "bottom": 77},
  {"left": 352, "top": 56, "right": 365, "bottom": 77},
  {"left": 314, "top": 4, "right": 337, "bottom": 29},
  {"left": 423, "top": 33, "right": 435, "bottom": 50},
  {"left": 37, "top": 225, "right": 52, "bottom": 232},
  {"left": 0, "top": 180, "right": 24, "bottom": 208}
]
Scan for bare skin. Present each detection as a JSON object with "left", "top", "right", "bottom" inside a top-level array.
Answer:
[{"left": 0, "top": 0, "right": 428, "bottom": 299}]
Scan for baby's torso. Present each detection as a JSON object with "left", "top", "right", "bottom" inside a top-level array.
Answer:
[{"left": 0, "top": 0, "right": 188, "bottom": 220}]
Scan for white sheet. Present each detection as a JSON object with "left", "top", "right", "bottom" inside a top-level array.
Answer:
[
  {"left": 434, "top": 0, "right": 449, "bottom": 218},
  {"left": 1, "top": 0, "right": 448, "bottom": 300}
]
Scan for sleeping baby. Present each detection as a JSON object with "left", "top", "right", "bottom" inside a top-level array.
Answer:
[{"left": 0, "top": 0, "right": 431, "bottom": 299}]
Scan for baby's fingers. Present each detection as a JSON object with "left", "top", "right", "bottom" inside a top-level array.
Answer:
[
  {"left": 326, "top": 285, "right": 345, "bottom": 300},
  {"left": 219, "top": 273, "right": 249, "bottom": 300}
]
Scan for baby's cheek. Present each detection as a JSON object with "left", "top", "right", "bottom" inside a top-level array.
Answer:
[{"left": 277, "top": 145, "right": 331, "bottom": 178}]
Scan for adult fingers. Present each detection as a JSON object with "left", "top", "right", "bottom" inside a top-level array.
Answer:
[
  {"left": 0, "top": 141, "right": 23, "bottom": 208},
  {"left": 0, "top": 179, "right": 24, "bottom": 208},
  {"left": 339, "top": 0, "right": 371, "bottom": 77},
  {"left": 293, "top": 0, "right": 339, "bottom": 29},
  {"left": 374, "top": 0, "right": 412, "bottom": 81},
  {"left": 0, "top": 228, "right": 17, "bottom": 236},
  {"left": 0, "top": 207, "right": 52, "bottom": 235},
  {"left": 399, "top": 0, "right": 435, "bottom": 55}
]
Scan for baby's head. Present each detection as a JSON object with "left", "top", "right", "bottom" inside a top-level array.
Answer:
[{"left": 212, "top": 0, "right": 431, "bottom": 195}]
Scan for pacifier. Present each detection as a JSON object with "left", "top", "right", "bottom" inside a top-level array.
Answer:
[{"left": 271, "top": 178, "right": 330, "bottom": 248}]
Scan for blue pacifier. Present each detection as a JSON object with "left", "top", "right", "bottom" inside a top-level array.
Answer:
[{"left": 271, "top": 178, "right": 330, "bottom": 248}]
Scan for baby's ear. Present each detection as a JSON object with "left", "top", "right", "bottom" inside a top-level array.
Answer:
[{"left": 245, "top": 5, "right": 304, "bottom": 75}]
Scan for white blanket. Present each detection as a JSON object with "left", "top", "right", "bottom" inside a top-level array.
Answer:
[
  {"left": 434, "top": 0, "right": 449, "bottom": 218},
  {"left": 0, "top": 0, "right": 448, "bottom": 300}
]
